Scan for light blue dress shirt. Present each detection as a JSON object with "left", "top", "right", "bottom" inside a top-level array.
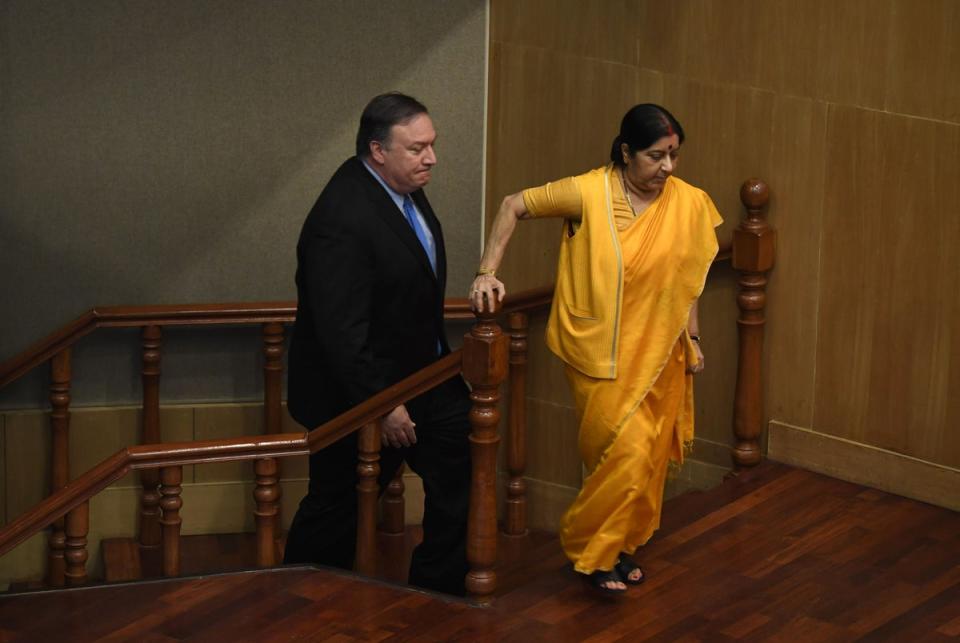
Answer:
[{"left": 362, "top": 160, "right": 437, "bottom": 270}]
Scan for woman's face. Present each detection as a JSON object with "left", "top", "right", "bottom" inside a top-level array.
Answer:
[{"left": 622, "top": 134, "right": 680, "bottom": 194}]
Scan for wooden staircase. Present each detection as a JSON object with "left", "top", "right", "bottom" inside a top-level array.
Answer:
[{"left": 4, "top": 462, "right": 958, "bottom": 641}]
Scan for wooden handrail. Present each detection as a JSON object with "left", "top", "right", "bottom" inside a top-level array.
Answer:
[
  {"left": 0, "top": 286, "right": 571, "bottom": 390},
  {"left": 0, "top": 350, "right": 463, "bottom": 558},
  {"left": 0, "top": 241, "right": 738, "bottom": 392},
  {"left": 0, "top": 303, "right": 300, "bottom": 388}
]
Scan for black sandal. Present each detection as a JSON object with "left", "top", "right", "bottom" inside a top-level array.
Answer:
[
  {"left": 615, "top": 557, "right": 645, "bottom": 585},
  {"left": 580, "top": 569, "right": 627, "bottom": 597}
]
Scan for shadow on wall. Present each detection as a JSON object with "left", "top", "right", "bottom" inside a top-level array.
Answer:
[{"left": 0, "top": 0, "right": 486, "bottom": 366}]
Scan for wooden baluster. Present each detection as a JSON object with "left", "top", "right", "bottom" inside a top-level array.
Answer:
[
  {"left": 462, "top": 303, "right": 508, "bottom": 604},
  {"left": 47, "top": 348, "right": 71, "bottom": 587},
  {"left": 262, "top": 322, "right": 284, "bottom": 535},
  {"left": 159, "top": 466, "right": 183, "bottom": 577},
  {"left": 503, "top": 312, "right": 529, "bottom": 538},
  {"left": 380, "top": 465, "right": 406, "bottom": 538},
  {"left": 355, "top": 422, "right": 381, "bottom": 576},
  {"left": 64, "top": 501, "right": 89, "bottom": 586},
  {"left": 254, "top": 458, "right": 279, "bottom": 567},
  {"left": 139, "top": 325, "right": 162, "bottom": 549},
  {"left": 731, "top": 179, "right": 775, "bottom": 469}
]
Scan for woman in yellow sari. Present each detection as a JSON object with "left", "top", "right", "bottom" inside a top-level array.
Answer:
[{"left": 470, "top": 104, "right": 721, "bottom": 595}]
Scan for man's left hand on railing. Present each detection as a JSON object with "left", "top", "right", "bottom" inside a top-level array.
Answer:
[{"left": 380, "top": 404, "right": 417, "bottom": 448}]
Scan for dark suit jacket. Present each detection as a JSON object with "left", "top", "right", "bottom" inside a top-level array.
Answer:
[{"left": 287, "top": 156, "right": 453, "bottom": 430}]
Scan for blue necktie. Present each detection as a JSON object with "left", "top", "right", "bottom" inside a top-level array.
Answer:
[{"left": 402, "top": 195, "right": 436, "bottom": 273}]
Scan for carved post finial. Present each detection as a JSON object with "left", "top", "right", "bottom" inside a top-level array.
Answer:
[{"left": 740, "top": 178, "right": 769, "bottom": 216}]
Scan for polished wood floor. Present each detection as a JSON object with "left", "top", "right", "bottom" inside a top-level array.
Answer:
[{"left": 2, "top": 462, "right": 958, "bottom": 641}]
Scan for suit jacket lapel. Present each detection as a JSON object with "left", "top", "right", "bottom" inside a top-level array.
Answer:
[{"left": 411, "top": 190, "right": 444, "bottom": 287}]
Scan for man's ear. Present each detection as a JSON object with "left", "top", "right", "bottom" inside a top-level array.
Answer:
[{"left": 369, "top": 141, "right": 386, "bottom": 165}]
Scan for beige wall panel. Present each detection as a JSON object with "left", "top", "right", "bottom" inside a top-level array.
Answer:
[
  {"left": 280, "top": 478, "right": 309, "bottom": 530},
  {"left": 885, "top": 0, "right": 960, "bottom": 123},
  {"left": 194, "top": 404, "right": 263, "bottom": 483},
  {"left": 180, "top": 481, "right": 256, "bottom": 535},
  {"left": 492, "top": 0, "right": 640, "bottom": 65},
  {"left": 815, "top": 0, "right": 891, "bottom": 110},
  {"left": 660, "top": 76, "right": 775, "bottom": 243},
  {"left": 4, "top": 413, "right": 50, "bottom": 520},
  {"left": 692, "top": 264, "right": 739, "bottom": 447},
  {"left": 815, "top": 106, "right": 960, "bottom": 468},
  {"left": 486, "top": 42, "right": 654, "bottom": 293},
  {"left": 524, "top": 314, "right": 574, "bottom": 409},
  {"left": 70, "top": 406, "right": 194, "bottom": 487},
  {"left": 0, "top": 532, "right": 45, "bottom": 589},
  {"left": 85, "top": 485, "right": 141, "bottom": 579},
  {"left": 518, "top": 476, "right": 579, "bottom": 532},
  {"left": 762, "top": 97, "right": 829, "bottom": 428},
  {"left": 690, "top": 436, "right": 734, "bottom": 469},
  {"left": 525, "top": 398, "right": 582, "bottom": 488},
  {"left": 661, "top": 78, "right": 828, "bottom": 433},
  {"left": 637, "top": 0, "right": 889, "bottom": 110}
]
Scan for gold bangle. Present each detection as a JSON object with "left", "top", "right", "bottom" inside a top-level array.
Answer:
[{"left": 475, "top": 268, "right": 496, "bottom": 277}]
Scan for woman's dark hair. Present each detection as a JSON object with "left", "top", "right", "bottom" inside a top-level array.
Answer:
[
  {"left": 356, "top": 92, "right": 429, "bottom": 158},
  {"left": 609, "top": 104, "right": 685, "bottom": 167}
]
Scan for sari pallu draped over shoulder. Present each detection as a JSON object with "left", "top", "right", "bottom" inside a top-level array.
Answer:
[{"left": 532, "top": 166, "right": 721, "bottom": 574}]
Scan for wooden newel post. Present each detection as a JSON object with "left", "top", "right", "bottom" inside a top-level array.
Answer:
[
  {"left": 254, "top": 457, "right": 280, "bottom": 567},
  {"left": 731, "top": 179, "right": 775, "bottom": 469},
  {"left": 504, "top": 312, "right": 528, "bottom": 538},
  {"left": 64, "top": 501, "right": 89, "bottom": 586},
  {"left": 139, "top": 325, "right": 162, "bottom": 548},
  {"left": 355, "top": 422, "right": 381, "bottom": 576},
  {"left": 462, "top": 301, "right": 508, "bottom": 604},
  {"left": 48, "top": 348, "right": 71, "bottom": 587},
  {"left": 159, "top": 465, "right": 183, "bottom": 577}
]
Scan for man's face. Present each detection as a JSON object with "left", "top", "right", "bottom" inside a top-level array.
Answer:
[{"left": 369, "top": 113, "right": 437, "bottom": 194}]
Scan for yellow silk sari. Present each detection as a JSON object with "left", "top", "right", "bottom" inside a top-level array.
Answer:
[{"left": 525, "top": 169, "right": 721, "bottom": 574}]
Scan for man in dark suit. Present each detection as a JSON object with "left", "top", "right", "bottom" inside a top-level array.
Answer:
[{"left": 283, "top": 93, "right": 472, "bottom": 596}]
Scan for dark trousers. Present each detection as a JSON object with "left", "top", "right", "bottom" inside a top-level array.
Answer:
[{"left": 283, "top": 377, "right": 472, "bottom": 596}]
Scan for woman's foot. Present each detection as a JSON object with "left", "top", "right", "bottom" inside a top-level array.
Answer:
[
  {"left": 615, "top": 557, "right": 645, "bottom": 585},
  {"left": 579, "top": 568, "right": 627, "bottom": 596}
]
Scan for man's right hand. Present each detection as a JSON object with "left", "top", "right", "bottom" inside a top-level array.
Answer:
[{"left": 381, "top": 404, "right": 417, "bottom": 448}]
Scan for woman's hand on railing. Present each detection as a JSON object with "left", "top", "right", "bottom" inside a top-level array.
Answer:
[
  {"left": 380, "top": 404, "right": 417, "bottom": 448},
  {"left": 470, "top": 274, "right": 505, "bottom": 313}
]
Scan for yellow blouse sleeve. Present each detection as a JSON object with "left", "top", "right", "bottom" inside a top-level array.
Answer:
[{"left": 521, "top": 177, "right": 583, "bottom": 219}]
